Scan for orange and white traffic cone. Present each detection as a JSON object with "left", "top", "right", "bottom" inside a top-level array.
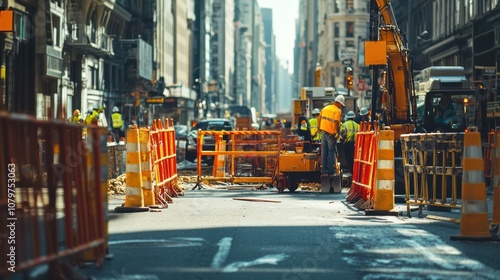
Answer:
[{"left": 451, "top": 127, "right": 495, "bottom": 241}]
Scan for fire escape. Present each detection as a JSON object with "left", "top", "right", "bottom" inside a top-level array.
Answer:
[{"left": 66, "top": 0, "right": 114, "bottom": 56}]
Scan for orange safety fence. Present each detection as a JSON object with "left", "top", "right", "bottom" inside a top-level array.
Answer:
[
  {"left": 194, "top": 130, "right": 282, "bottom": 189},
  {"left": 150, "top": 119, "right": 184, "bottom": 202},
  {"left": 346, "top": 122, "right": 375, "bottom": 206},
  {"left": 0, "top": 112, "right": 107, "bottom": 278},
  {"left": 116, "top": 119, "right": 182, "bottom": 212}
]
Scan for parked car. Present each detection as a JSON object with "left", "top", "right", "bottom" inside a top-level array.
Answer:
[
  {"left": 185, "top": 118, "right": 234, "bottom": 164},
  {"left": 174, "top": 125, "right": 189, "bottom": 162}
]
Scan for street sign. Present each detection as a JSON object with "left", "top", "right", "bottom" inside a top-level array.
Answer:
[
  {"left": 342, "top": 59, "right": 353, "bottom": 66},
  {"left": 338, "top": 48, "right": 357, "bottom": 60}
]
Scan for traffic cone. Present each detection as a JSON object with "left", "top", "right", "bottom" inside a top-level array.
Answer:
[{"left": 451, "top": 128, "right": 495, "bottom": 241}]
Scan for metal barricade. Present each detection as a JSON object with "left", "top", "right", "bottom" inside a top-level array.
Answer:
[
  {"left": 194, "top": 130, "right": 282, "bottom": 189},
  {"left": 400, "top": 132, "right": 464, "bottom": 217},
  {"left": 0, "top": 112, "right": 107, "bottom": 278}
]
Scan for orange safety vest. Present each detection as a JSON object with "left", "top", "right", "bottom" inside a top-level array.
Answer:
[{"left": 319, "top": 104, "right": 341, "bottom": 135}]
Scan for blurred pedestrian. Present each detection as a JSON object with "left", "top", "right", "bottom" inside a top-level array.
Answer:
[{"left": 319, "top": 95, "right": 345, "bottom": 175}]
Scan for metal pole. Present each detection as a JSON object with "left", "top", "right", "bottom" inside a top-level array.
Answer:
[{"left": 370, "top": 0, "right": 379, "bottom": 124}]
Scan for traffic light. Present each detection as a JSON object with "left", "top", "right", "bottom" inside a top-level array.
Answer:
[{"left": 346, "top": 67, "right": 353, "bottom": 90}]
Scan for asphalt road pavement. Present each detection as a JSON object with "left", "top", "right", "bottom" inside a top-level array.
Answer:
[{"left": 78, "top": 188, "right": 500, "bottom": 280}]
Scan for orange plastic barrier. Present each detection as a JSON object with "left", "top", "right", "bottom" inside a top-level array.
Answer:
[
  {"left": 370, "top": 129, "right": 395, "bottom": 211},
  {"left": 451, "top": 127, "right": 494, "bottom": 241},
  {"left": 347, "top": 122, "right": 375, "bottom": 205},
  {"left": 0, "top": 112, "right": 107, "bottom": 277},
  {"left": 117, "top": 125, "right": 150, "bottom": 212},
  {"left": 150, "top": 119, "right": 183, "bottom": 202}
]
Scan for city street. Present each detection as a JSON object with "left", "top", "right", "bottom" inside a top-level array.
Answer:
[{"left": 79, "top": 186, "right": 500, "bottom": 280}]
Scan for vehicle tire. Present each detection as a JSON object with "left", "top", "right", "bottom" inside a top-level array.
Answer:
[
  {"left": 286, "top": 175, "right": 298, "bottom": 193},
  {"left": 185, "top": 150, "right": 196, "bottom": 162},
  {"left": 277, "top": 176, "right": 287, "bottom": 192}
]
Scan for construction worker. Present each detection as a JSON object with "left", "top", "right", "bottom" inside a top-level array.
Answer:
[
  {"left": 318, "top": 95, "right": 345, "bottom": 176},
  {"left": 355, "top": 107, "right": 369, "bottom": 124},
  {"left": 111, "top": 106, "right": 124, "bottom": 143},
  {"left": 309, "top": 108, "right": 322, "bottom": 142},
  {"left": 340, "top": 111, "right": 359, "bottom": 172},
  {"left": 68, "top": 109, "right": 83, "bottom": 124},
  {"left": 85, "top": 107, "right": 99, "bottom": 125}
]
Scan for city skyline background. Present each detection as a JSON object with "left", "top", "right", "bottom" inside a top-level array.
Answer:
[{"left": 258, "top": 0, "right": 298, "bottom": 73}]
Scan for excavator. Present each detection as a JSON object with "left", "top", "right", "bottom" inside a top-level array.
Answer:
[{"left": 365, "top": 0, "right": 485, "bottom": 194}]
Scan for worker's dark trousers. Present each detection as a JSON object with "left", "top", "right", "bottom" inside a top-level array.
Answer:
[
  {"left": 343, "top": 141, "right": 355, "bottom": 172},
  {"left": 112, "top": 128, "right": 121, "bottom": 143}
]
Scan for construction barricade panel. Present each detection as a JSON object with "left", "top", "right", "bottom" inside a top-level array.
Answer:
[{"left": 0, "top": 112, "right": 107, "bottom": 277}]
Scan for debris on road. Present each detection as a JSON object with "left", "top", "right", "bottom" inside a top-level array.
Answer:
[
  {"left": 233, "top": 198, "right": 281, "bottom": 203},
  {"left": 108, "top": 174, "right": 126, "bottom": 194}
]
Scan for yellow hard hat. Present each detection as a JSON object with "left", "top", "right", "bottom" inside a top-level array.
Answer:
[{"left": 73, "top": 109, "right": 81, "bottom": 116}]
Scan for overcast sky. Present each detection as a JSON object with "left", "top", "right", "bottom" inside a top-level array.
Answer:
[{"left": 258, "top": 0, "right": 299, "bottom": 73}]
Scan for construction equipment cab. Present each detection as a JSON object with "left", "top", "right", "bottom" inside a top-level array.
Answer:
[{"left": 414, "top": 66, "right": 484, "bottom": 134}]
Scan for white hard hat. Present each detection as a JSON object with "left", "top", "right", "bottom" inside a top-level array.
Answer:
[
  {"left": 312, "top": 108, "right": 321, "bottom": 115},
  {"left": 360, "top": 107, "right": 369, "bottom": 116},
  {"left": 335, "top": 95, "right": 346, "bottom": 106},
  {"left": 112, "top": 106, "right": 119, "bottom": 113}
]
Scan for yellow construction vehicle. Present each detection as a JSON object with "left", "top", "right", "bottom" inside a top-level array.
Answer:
[
  {"left": 365, "top": 0, "right": 486, "bottom": 195},
  {"left": 275, "top": 87, "right": 357, "bottom": 193}
]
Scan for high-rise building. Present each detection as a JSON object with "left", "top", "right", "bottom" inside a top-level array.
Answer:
[
  {"left": 211, "top": 0, "right": 235, "bottom": 116},
  {"left": 261, "top": 8, "right": 275, "bottom": 114}
]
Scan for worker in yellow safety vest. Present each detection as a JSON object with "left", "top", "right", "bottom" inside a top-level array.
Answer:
[
  {"left": 309, "top": 108, "right": 322, "bottom": 142},
  {"left": 340, "top": 111, "right": 359, "bottom": 172},
  {"left": 68, "top": 109, "right": 83, "bottom": 124},
  {"left": 111, "top": 106, "right": 124, "bottom": 143},
  {"left": 318, "top": 95, "right": 344, "bottom": 175},
  {"left": 83, "top": 107, "right": 101, "bottom": 140}
]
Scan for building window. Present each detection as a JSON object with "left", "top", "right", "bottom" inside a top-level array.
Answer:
[
  {"left": 334, "top": 22, "right": 339, "bottom": 38},
  {"left": 346, "top": 40, "right": 355, "bottom": 48},
  {"left": 334, "top": 41, "right": 340, "bottom": 61},
  {"left": 346, "top": 0, "right": 354, "bottom": 10},
  {"left": 14, "top": 11, "right": 28, "bottom": 41},
  {"left": 346, "top": 22, "right": 354, "bottom": 38},
  {"left": 89, "top": 64, "right": 99, "bottom": 90},
  {"left": 52, "top": 15, "right": 61, "bottom": 48},
  {"left": 333, "top": 0, "right": 340, "bottom": 13}
]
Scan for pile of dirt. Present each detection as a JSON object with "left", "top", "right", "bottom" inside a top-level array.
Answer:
[{"left": 108, "top": 174, "right": 126, "bottom": 194}]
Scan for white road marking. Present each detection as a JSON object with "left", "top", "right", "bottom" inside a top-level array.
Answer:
[
  {"left": 108, "top": 238, "right": 203, "bottom": 247},
  {"left": 211, "top": 237, "right": 233, "bottom": 268},
  {"left": 222, "top": 253, "right": 289, "bottom": 272}
]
